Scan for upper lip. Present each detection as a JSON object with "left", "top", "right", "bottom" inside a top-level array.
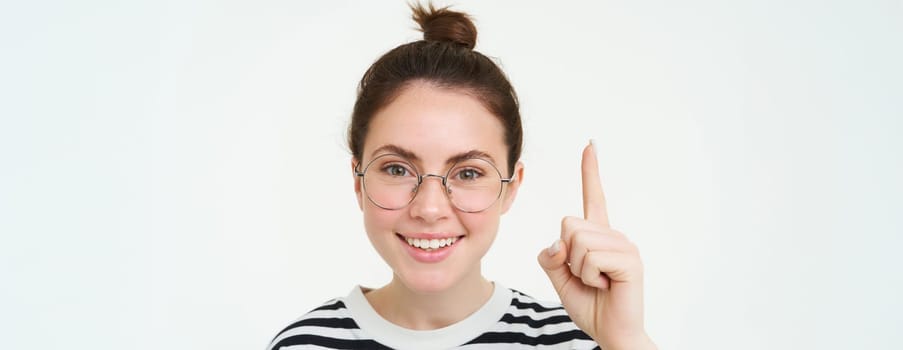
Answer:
[{"left": 397, "top": 232, "right": 463, "bottom": 239}]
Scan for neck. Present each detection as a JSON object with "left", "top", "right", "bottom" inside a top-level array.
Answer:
[{"left": 365, "top": 269, "right": 494, "bottom": 330}]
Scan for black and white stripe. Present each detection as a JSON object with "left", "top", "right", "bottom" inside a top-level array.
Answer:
[{"left": 268, "top": 288, "right": 600, "bottom": 350}]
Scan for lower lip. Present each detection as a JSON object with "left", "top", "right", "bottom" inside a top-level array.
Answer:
[{"left": 397, "top": 234, "right": 462, "bottom": 263}]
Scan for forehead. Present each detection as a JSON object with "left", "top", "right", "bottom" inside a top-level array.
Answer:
[{"left": 362, "top": 82, "right": 507, "bottom": 166}]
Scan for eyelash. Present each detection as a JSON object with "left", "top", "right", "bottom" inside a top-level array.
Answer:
[
  {"left": 453, "top": 168, "right": 483, "bottom": 180},
  {"left": 383, "top": 164, "right": 412, "bottom": 176}
]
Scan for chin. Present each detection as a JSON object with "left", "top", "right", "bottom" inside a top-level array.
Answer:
[{"left": 396, "top": 267, "right": 459, "bottom": 294}]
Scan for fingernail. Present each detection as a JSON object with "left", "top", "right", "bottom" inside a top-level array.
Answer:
[
  {"left": 547, "top": 239, "right": 561, "bottom": 256},
  {"left": 589, "top": 138, "right": 597, "bottom": 154}
]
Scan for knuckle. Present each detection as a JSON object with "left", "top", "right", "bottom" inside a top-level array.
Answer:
[
  {"left": 565, "top": 228, "right": 592, "bottom": 246},
  {"left": 569, "top": 227, "right": 582, "bottom": 241},
  {"left": 626, "top": 241, "right": 639, "bottom": 254},
  {"left": 559, "top": 217, "right": 570, "bottom": 235},
  {"left": 626, "top": 253, "right": 643, "bottom": 271},
  {"left": 605, "top": 228, "right": 624, "bottom": 237},
  {"left": 561, "top": 216, "right": 580, "bottom": 228},
  {"left": 631, "top": 259, "right": 644, "bottom": 274}
]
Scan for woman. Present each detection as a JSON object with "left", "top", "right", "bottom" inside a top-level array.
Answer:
[{"left": 268, "top": 3, "right": 655, "bottom": 349}]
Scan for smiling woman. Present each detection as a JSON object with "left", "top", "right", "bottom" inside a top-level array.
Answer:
[
  {"left": 266, "top": 3, "right": 655, "bottom": 349},
  {"left": 356, "top": 83, "right": 516, "bottom": 296}
]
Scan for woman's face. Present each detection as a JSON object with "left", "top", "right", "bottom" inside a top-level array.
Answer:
[{"left": 354, "top": 82, "right": 523, "bottom": 293}]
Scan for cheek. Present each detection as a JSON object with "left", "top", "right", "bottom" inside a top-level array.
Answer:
[
  {"left": 459, "top": 212, "right": 501, "bottom": 238},
  {"left": 362, "top": 204, "right": 397, "bottom": 234}
]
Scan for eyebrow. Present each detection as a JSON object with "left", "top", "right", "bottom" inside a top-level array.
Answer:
[
  {"left": 370, "top": 144, "right": 498, "bottom": 167},
  {"left": 371, "top": 145, "right": 420, "bottom": 162}
]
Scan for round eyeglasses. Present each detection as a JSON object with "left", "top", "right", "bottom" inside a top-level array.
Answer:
[{"left": 354, "top": 154, "right": 516, "bottom": 213}]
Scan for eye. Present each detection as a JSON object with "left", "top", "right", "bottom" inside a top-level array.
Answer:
[
  {"left": 455, "top": 168, "right": 482, "bottom": 181},
  {"left": 383, "top": 164, "right": 411, "bottom": 177}
]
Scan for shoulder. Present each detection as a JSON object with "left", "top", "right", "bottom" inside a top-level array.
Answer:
[
  {"left": 266, "top": 297, "right": 387, "bottom": 350},
  {"left": 463, "top": 288, "right": 600, "bottom": 349}
]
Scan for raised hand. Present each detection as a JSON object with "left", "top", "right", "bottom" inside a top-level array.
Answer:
[{"left": 537, "top": 141, "right": 656, "bottom": 350}]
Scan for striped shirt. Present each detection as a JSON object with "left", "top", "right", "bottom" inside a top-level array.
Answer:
[{"left": 268, "top": 284, "right": 600, "bottom": 349}]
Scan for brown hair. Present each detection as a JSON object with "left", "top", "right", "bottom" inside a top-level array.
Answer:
[{"left": 348, "top": 3, "right": 522, "bottom": 175}]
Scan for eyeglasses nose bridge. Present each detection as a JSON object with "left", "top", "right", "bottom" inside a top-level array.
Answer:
[{"left": 417, "top": 173, "right": 449, "bottom": 192}]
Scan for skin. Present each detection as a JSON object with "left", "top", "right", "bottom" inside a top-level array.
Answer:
[
  {"left": 353, "top": 81, "right": 655, "bottom": 348},
  {"left": 537, "top": 144, "right": 657, "bottom": 349},
  {"left": 353, "top": 81, "right": 524, "bottom": 330}
]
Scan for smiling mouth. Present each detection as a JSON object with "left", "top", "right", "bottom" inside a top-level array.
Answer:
[{"left": 396, "top": 234, "right": 464, "bottom": 251}]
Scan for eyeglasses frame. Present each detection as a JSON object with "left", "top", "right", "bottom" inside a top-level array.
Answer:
[{"left": 354, "top": 153, "right": 516, "bottom": 213}]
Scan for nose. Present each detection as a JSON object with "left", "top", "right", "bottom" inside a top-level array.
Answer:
[{"left": 408, "top": 174, "right": 452, "bottom": 222}]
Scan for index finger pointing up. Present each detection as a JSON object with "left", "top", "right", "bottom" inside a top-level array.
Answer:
[{"left": 582, "top": 140, "right": 610, "bottom": 227}]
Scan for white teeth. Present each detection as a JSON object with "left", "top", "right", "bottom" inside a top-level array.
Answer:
[{"left": 404, "top": 236, "right": 458, "bottom": 250}]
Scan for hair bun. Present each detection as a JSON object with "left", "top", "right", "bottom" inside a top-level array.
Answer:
[{"left": 411, "top": 3, "right": 477, "bottom": 50}]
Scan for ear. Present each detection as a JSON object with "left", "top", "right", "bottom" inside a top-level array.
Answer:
[
  {"left": 352, "top": 158, "right": 363, "bottom": 211},
  {"left": 499, "top": 161, "right": 524, "bottom": 215}
]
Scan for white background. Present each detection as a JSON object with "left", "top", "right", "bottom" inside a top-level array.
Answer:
[{"left": 1, "top": 0, "right": 901, "bottom": 349}]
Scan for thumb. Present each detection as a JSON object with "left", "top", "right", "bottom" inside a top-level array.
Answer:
[{"left": 537, "top": 239, "right": 571, "bottom": 293}]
